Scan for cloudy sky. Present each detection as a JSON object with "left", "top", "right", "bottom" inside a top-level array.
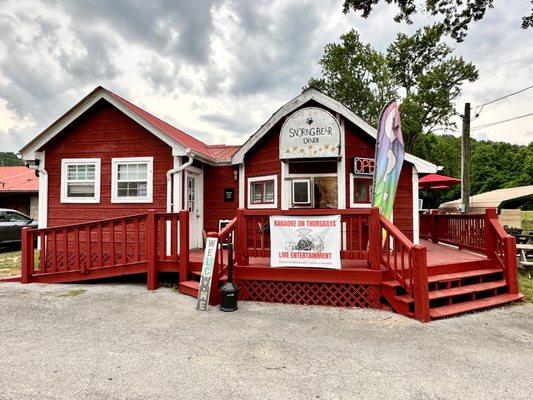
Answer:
[{"left": 0, "top": 0, "right": 532, "bottom": 153}]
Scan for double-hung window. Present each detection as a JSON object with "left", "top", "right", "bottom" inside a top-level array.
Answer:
[
  {"left": 248, "top": 175, "right": 277, "bottom": 208},
  {"left": 61, "top": 158, "right": 101, "bottom": 203},
  {"left": 111, "top": 157, "right": 153, "bottom": 203}
]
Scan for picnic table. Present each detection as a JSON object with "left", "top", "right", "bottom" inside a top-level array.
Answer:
[{"left": 517, "top": 243, "right": 533, "bottom": 279}]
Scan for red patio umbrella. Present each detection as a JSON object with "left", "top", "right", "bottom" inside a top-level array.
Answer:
[{"left": 419, "top": 174, "right": 460, "bottom": 190}]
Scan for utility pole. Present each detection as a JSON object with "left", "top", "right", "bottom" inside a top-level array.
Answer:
[{"left": 461, "top": 102, "right": 471, "bottom": 214}]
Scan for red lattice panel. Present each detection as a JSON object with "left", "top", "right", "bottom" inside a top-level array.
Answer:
[{"left": 237, "top": 280, "right": 382, "bottom": 309}]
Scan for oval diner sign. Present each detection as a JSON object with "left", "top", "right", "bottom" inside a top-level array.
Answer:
[{"left": 279, "top": 107, "right": 341, "bottom": 159}]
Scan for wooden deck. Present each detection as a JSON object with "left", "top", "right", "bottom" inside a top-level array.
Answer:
[{"left": 189, "top": 239, "right": 486, "bottom": 269}]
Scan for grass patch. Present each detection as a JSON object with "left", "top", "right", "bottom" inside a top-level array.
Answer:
[
  {"left": 519, "top": 272, "right": 533, "bottom": 304},
  {"left": 0, "top": 250, "right": 23, "bottom": 276},
  {"left": 0, "top": 249, "right": 40, "bottom": 277},
  {"left": 58, "top": 289, "right": 87, "bottom": 298}
]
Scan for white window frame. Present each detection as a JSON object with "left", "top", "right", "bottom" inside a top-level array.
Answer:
[
  {"left": 111, "top": 157, "right": 154, "bottom": 203},
  {"left": 349, "top": 173, "right": 372, "bottom": 208},
  {"left": 247, "top": 175, "right": 278, "bottom": 209},
  {"left": 291, "top": 179, "right": 312, "bottom": 205},
  {"left": 60, "top": 158, "right": 101, "bottom": 203}
]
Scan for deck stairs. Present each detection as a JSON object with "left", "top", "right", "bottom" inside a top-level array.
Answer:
[
  {"left": 178, "top": 262, "right": 228, "bottom": 298},
  {"left": 381, "top": 259, "right": 523, "bottom": 320}
]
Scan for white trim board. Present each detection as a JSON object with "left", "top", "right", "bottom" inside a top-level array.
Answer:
[{"left": 231, "top": 88, "right": 438, "bottom": 174}]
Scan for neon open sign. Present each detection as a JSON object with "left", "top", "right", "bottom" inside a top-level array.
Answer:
[{"left": 353, "top": 157, "right": 375, "bottom": 175}]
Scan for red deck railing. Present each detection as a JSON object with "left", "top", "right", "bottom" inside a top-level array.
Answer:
[
  {"left": 21, "top": 210, "right": 190, "bottom": 289},
  {"left": 485, "top": 209, "right": 519, "bottom": 295},
  {"left": 234, "top": 208, "right": 380, "bottom": 268},
  {"left": 379, "top": 215, "right": 429, "bottom": 321},
  {"left": 419, "top": 212, "right": 486, "bottom": 252}
]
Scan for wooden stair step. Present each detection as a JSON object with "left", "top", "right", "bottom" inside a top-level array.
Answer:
[
  {"left": 178, "top": 280, "right": 199, "bottom": 297},
  {"left": 395, "top": 280, "right": 507, "bottom": 304},
  {"left": 429, "top": 293, "right": 523, "bottom": 319},
  {"left": 191, "top": 269, "right": 228, "bottom": 282},
  {"left": 382, "top": 268, "right": 502, "bottom": 288}
]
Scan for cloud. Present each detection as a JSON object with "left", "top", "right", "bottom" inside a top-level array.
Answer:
[{"left": 0, "top": 0, "right": 532, "bottom": 153}]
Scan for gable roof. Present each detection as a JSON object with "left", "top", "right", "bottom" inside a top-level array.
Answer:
[
  {"left": 0, "top": 166, "right": 38, "bottom": 192},
  {"left": 231, "top": 88, "right": 438, "bottom": 174},
  {"left": 20, "top": 86, "right": 237, "bottom": 164}
]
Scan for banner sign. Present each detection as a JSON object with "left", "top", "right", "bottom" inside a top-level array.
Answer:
[
  {"left": 279, "top": 107, "right": 341, "bottom": 159},
  {"left": 269, "top": 215, "right": 341, "bottom": 269},
  {"left": 372, "top": 100, "right": 405, "bottom": 222},
  {"left": 196, "top": 236, "right": 219, "bottom": 311}
]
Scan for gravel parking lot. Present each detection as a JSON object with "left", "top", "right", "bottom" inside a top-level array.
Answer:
[{"left": 0, "top": 281, "right": 531, "bottom": 400}]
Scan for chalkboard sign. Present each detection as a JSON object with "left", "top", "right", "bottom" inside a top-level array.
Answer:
[
  {"left": 196, "top": 237, "right": 219, "bottom": 311},
  {"left": 224, "top": 188, "right": 234, "bottom": 202}
]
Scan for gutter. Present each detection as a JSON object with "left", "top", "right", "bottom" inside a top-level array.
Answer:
[{"left": 167, "top": 149, "right": 194, "bottom": 212}]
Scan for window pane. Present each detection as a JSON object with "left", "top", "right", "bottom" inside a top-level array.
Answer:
[
  {"left": 67, "top": 183, "right": 95, "bottom": 197},
  {"left": 67, "top": 164, "right": 95, "bottom": 181},
  {"left": 293, "top": 181, "right": 310, "bottom": 204},
  {"left": 5, "top": 212, "right": 29, "bottom": 222},
  {"left": 264, "top": 181, "right": 274, "bottom": 203},
  {"left": 251, "top": 183, "right": 262, "bottom": 203},
  {"left": 314, "top": 177, "right": 338, "bottom": 208},
  {"left": 353, "top": 180, "right": 370, "bottom": 202},
  {"left": 117, "top": 181, "right": 147, "bottom": 198},
  {"left": 117, "top": 163, "right": 148, "bottom": 180}
]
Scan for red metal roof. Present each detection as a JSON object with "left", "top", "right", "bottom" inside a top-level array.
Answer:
[
  {"left": 108, "top": 90, "right": 240, "bottom": 161},
  {"left": 0, "top": 166, "right": 38, "bottom": 192}
]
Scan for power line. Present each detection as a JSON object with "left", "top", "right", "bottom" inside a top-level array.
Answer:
[
  {"left": 471, "top": 112, "right": 533, "bottom": 131},
  {"left": 474, "top": 84, "right": 533, "bottom": 119}
]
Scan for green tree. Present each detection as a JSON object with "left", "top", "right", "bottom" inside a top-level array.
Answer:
[
  {"left": 342, "top": 0, "right": 533, "bottom": 42},
  {"left": 308, "top": 25, "right": 478, "bottom": 152},
  {"left": 0, "top": 152, "right": 24, "bottom": 166}
]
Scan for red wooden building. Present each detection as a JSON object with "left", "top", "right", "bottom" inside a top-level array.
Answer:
[{"left": 14, "top": 86, "right": 522, "bottom": 321}]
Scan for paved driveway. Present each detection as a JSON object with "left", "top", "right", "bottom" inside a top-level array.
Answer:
[{"left": 0, "top": 282, "right": 531, "bottom": 400}]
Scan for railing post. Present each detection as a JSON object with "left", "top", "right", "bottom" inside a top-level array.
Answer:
[
  {"left": 368, "top": 207, "right": 381, "bottom": 270},
  {"left": 485, "top": 208, "right": 497, "bottom": 259},
  {"left": 430, "top": 209, "right": 439, "bottom": 244},
  {"left": 146, "top": 210, "right": 158, "bottom": 290},
  {"left": 504, "top": 236, "right": 520, "bottom": 295},
  {"left": 179, "top": 210, "right": 189, "bottom": 283},
  {"left": 412, "top": 245, "right": 430, "bottom": 322},
  {"left": 235, "top": 208, "right": 248, "bottom": 266},
  {"left": 21, "top": 227, "right": 33, "bottom": 284}
]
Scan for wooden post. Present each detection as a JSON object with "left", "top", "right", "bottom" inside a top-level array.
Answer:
[
  {"left": 412, "top": 245, "right": 430, "bottom": 322},
  {"left": 504, "top": 236, "right": 520, "bottom": 294},
  {"left": 21, "top": 227, "right": 33, "bottom": 284},
  {"left": 235, "top": 208, "right": 248, "bottom": 266},
  {"left": 146, "top": 210, "right": 158, "bottom": 290},
  {"left": 461, "top": 102, "right": 471, "bottom": 214},
  {"left": 179, "top": 210, "right": 189, "bottom": 283},
  {"left": 368, "top": 207, "right": 381, "bottom": 270},
  {"left": 485, "top": 208, "right": 497, "bottom": 258}
]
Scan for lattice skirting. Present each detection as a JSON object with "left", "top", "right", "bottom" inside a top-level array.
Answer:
[{"left": 236, "top": 280, "right": 383, "bottom": 309}]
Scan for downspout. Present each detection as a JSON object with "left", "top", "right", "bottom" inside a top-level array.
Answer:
[
  {"left": 26, "top": 158, "right": 47, "bottom": 229},
  {"left": 167, "top": 149, "right": 194, "bottom": 212}
]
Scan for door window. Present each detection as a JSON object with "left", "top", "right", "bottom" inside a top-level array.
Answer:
[{"left": 187, "top": 176, "right": 196, "bottom": 212}]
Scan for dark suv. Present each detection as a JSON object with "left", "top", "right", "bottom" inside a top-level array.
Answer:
[{"left": 0, "top": 209, "right": 38, "bottom": 247}]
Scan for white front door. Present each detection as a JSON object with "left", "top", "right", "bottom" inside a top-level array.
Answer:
[{"left": 185, "top": 169, "right": 203, "bottom": 249}]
